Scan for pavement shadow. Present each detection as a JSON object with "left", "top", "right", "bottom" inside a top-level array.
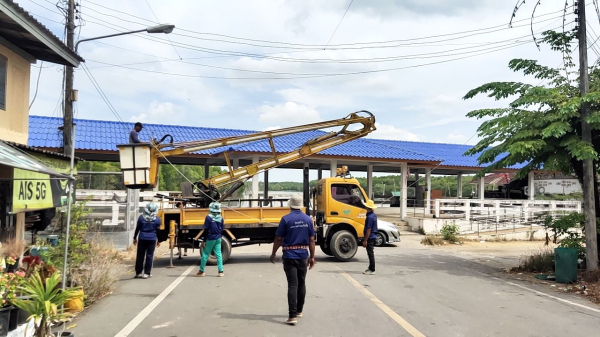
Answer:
[{"left": 217, "top": 312, "right": 288, "bottom": 325}]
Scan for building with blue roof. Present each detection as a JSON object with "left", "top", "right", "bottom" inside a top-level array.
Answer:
[{"left": 28, "top": 115, "right": 532, "bottom": 221}]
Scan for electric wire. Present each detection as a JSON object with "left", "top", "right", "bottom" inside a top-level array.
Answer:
[{"left": 323, "top": 0, "right": 353, "bottom": 50}]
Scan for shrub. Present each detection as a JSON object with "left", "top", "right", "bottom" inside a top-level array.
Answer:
[
  {"left": 421, "top": 235, "right": 445, "bottom": 246},
  {"left": 440, "top": 223, "right": 460, "bottom": 242},
  {"left": 417, "top": 227, "right": 426, "bottom": 235},
  {"left": 517, "top": 247, "right": 555, "bottom": 272}
]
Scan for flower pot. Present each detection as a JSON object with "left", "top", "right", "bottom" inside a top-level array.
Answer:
[
  {"left": 5, "top": 258, "right": 19, "bottom": 273},
  {"left": 8, "top": 306, "right": 18, "bottom": 331},
  {"left": 47, "top": 235, "right": 59, "bottom": 247},
  {"left": 15, "top": 296, "right": 31, "bottom": 326},
  {"left": 29, "top": 247, "right": 49, "bottom": 261},
  {"left": 55, "top": 332, "right": 74, "bottom": 337},
  {"left": 64, "top": 289, "right": 84, "bottom": 313},
  {"left": 0, "top": 306, "right": 11, "bottom": 336}
]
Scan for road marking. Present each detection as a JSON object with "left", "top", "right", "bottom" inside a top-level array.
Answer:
[
  {"left": 338, "top": 269, "right": 426, "bottom": 337},
  {"left": 506, "top": 281, "right": 600, "bottom": 314},
  {"left": 114, "top": 263, "right": 197, "bottom": 337}
]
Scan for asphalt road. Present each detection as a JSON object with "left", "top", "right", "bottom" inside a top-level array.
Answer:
[{"left": 70, "top": 239, "right": 600, "bottom": 337}]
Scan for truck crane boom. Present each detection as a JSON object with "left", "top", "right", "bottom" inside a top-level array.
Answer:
[{"left": 117, "top": 110, "right": 375, "bottom": 205}]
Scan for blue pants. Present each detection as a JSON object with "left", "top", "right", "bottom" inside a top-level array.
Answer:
[
  {"left": 200, "top": 239, "right": 223, "bottom": 273},
  {"left": 135, "top": 239, "right": 156, "bottom": 275}
]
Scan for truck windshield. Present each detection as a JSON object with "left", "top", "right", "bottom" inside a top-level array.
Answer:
[{"left": 331, "top": 184, "right": 366, "bottom": 208}]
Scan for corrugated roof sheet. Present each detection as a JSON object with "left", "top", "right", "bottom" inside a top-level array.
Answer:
[{"left": 28, "top": 115, "right": 525, "bottom": 169}]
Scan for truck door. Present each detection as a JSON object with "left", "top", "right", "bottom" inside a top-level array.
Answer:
[{"left": 328, "top": 183, "right": 367, "bottom": 235}]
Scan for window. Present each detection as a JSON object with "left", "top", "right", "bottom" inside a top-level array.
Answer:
[
  {"left": 0, "top": 54, "right": 6, "bottom": 110},
  {"left": 331, "top": 183, "right": 366, "bottom": 208}
]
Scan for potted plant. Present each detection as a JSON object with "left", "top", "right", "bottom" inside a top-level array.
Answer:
[
  {"left": 0, "top": 270, "right": 26, "bottom": 331},
  {"left": 11, "top": 272, "right": 81, "bottom": 337},
  {"left": 1, "top": 239, "right": 26, "bottom": 272}
]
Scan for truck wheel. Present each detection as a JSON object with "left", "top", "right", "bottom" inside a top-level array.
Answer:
[
  {"left": 375, "top": 232, "right": 386, "bottom": 247},
  {"left": 320, "top": 243, "right": 333, "bottom": 256},
  {"left": 330, "top": 230, "right": 358, "bottom": 262},
  {"left": 208, "top": 236, "right": 232, "bottom": 265}
]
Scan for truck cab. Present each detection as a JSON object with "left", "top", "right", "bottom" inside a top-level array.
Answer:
[{"left": 315, "top": 175, "right": 370, "bottom": 261}]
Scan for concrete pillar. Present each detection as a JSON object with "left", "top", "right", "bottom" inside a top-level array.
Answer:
[
  {"left": 251, "top": 156, "right": 259, "bottom": 206},
  {"left": 367, "top": 164, "right": 373, "bottom": 199},
  {"left": 425, "top": 168, "right": 432, "bottom": 214},
  {"left": 400, "top": 162, "right": 408, "bottom": 220},
  {"left": 263, "top": 169, "right": 269, "bottom": 202},
  {"left": 528, "top": 171, "right": 535, "bottom": 200},
  {"left": 479, "top": 175, "right": 485, "bottom": 200},
  {"left": 231, "top": 158, "right": 240, "bottom": 200},
  {"left": 204, "top": 163, "right": 210, "bottom": 179},
  {"left": 457, "top": 173, "right": 463, "bottom": 198},
  {"left": 330, "top": 159, "right": 337, "bottom": 177},
  {"left": 303, "top": 163, "right": 310, "bottom": 214},
  {"left": 318, "top": 166, "right": 323, "bottom": 181}
]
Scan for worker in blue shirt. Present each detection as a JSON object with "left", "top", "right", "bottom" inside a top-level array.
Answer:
[
  {"left": 197, "top": 202, "right": 225, "bottom": 277},
  {"left": 129, "top": 122, "right": 143, "bottom": 143},
  {"left": 362, "top": 200, "right": 378, "bottom": 275},
  {"left": 271, "top": 195, "right": 316, "bottom": 326},
  {"left": 133, "top": 203, "right": 161, "bottom": 279}
]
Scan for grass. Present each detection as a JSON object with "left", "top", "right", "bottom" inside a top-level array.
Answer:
[
  {"left": 420, "top": 235, "right": 446, "bottom": 246},
  {"left": 514, "top": 246, "right": 555, "bottom": 273}
]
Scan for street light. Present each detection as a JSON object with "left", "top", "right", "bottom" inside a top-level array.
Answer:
[
  {"left": 62, "top": 23, "right": 175, "bottom": 290},
  {"left": 75, "top": 23, "right": 176, "bottom": 52}
]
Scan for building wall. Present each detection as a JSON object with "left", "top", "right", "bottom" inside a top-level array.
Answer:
[{"left": 0, "top": 43, "right": 31, "bottom": 145}]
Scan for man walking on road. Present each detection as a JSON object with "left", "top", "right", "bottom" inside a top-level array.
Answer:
[
  {"left": 362, "top": 200, "right": 378, "bottom": 275},
  {"left": 270, "top": 195, "right": 316, "bottom": 326}
]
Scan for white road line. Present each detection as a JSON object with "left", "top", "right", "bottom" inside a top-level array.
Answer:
[
  {"left": 114, "top": 264, "right": 197, "bottom": 337},
  {"left": 338, "top": 269, "right": 426, "bottom": 337},
  {"left": 506, "top": 281, "right": 600, "bottom": 314}
]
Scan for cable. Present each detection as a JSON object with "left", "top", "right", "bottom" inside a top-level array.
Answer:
[
  {"left": 144, "top": 0, "right": 182, "bottom": 59},
  {"left": 29, "top": 61, "right": 43, "bottom": 109},
  {"left": 323, "top": 0, "right": 353, "bottom": 50},
  {"left": 77, "top": 40, "right": 534, "bottom": 80},
  {"left": 83, "top": 0, "right": 570, "bottom": 49}
]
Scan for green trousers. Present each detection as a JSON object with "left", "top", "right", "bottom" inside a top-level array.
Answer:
[{"left": 200, "top": 238, "right": 223, "bottom": 273}]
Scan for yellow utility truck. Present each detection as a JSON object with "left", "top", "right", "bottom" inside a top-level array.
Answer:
[{"left": 117, "top": 111, "right": 377, "bottom": 263}]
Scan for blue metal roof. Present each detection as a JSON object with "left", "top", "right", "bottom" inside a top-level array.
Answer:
[{"left": 28, "top": 115, "right": 524, "bottom": 169}]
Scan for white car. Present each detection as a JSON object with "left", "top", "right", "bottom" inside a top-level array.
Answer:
[{"left": 375, "top": 220, "right": 401, "bottom": 247}]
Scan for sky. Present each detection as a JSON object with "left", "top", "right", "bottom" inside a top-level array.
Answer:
[{"left": 16, "top": 0, "right": 600, "bottom": 182}]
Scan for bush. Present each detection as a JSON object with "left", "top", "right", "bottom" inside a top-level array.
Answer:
[
  {"left": 421, "top": 235, "right": 445, "bottom": 246},
  {"left": 440, "top": 223, "right": 460, "bottom": 242},
  {"left": 72, "top": 239, "right": 126, "bottom": 306},
  {"left": 417, "top": 227, "right": 426, "bottom": 235},
  {"left": 517, "top": 247, "right": 555, "bottom": 272}
]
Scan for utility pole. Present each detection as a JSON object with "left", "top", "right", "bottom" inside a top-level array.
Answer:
[
  {"left": 577, "top": 1, "right": 599, "bottom": 272},
  {"left": 63, "top": 0, "right": 75, "bottom": 156}
]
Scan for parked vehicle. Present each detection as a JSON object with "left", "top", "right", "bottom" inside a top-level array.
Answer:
[{"left": 374, "top": 220, "right": 400, "bottom": 247}]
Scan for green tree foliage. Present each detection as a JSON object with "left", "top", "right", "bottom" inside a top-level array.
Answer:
[{"left": 463, "top": 31, "right": 599, "bottom": 213}]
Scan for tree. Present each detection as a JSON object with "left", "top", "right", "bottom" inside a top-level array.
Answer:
[{"left": 463, "top": 31, "right": 599, "bottom": 269}]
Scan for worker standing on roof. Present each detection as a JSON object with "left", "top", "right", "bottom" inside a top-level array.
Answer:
[
  {"left": 129, "top": 122, "right": 143, "bottom": 143},
  {"left": 362, "top": 200, "right": 378, "bottom": 275},
  {"left": 270, "top": 195, "right": 316, "bottom": 326},
  {"left": 197, "top": 202, "right": 225, "bottom": 277}
]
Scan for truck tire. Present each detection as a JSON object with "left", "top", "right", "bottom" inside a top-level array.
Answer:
[
  {"left": 330, "top": 230, "right": 358, "bottom": 262},
  {"left": 207, "top": 236, "right": 232, "bottom": 265},
  {"left": 320, "top": 242, "right": 333, "bottom": 256}
]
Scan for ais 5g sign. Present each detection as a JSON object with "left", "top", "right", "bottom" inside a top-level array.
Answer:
[{"left": 12, "top": 169, "right": 66, "bottom": 213}]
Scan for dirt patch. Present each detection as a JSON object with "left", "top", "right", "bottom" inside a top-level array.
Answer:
[{"left": 506, "top": 270, "right": 600, "bottom": 305}]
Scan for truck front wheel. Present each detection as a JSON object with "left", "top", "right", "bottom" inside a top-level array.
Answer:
[
  {"left": 207, "top": 236, "right": 232, "bottom": 265},
  {"left": 320, "top": 242, "right": 333, "bottom": 256},
  {"left": 330, "top": 230, "right": 358, "bottom": 262}
]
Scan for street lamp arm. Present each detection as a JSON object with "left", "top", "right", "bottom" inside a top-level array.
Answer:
[{"left": 75, "top": 29, "right": 147, "bottom": 52}]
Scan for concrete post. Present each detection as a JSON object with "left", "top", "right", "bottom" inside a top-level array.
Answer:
[
  {"left": 318, "top": 167, "right": 323, "bottom": 181},
  {"left": 204, "top": 163, "right": 210, "bottom": 179},
  {"left": 231, "top": 158, "right": 240, "bottom": 201},
  {"left": 367, "top": 164, "right": 373, "bottom": 199},
  {"left": 425, "top": 168, "right": 432, "bottom": 215},
  {"left": 264, "top": 169, "right": 269, "bottom": 202},
  {"left": 330, "top": 159, "right": 338, "bottom": 177},
  {"left": 457, "top": 173, "right": 463, "bottom": 198},
  {"left": 528, "top": 171, "right": 535, "bottom": 200},
  {"left": 400, "top": 162, "right": 408, "bottom": 220},
  {"left": 303, "top": 162, "right": 310, "bottom": 214},
  {"left": 479, "top": 176, "right": 485, "bottom": 200},
  {"left": 251, "top": 156, "right": 259, "bottom": 206}
]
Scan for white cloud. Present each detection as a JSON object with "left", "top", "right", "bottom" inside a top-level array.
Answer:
[
  {"left": 446, "top": 130, "right": 467, "bottom": 143},
  {"left": 369, "top": 123, "right": 419, "bottom": 141},
  {"left": 257, "top": 102, "right": 321, "bottom": 127}
]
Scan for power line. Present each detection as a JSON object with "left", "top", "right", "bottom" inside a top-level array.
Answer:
[
  {"left": 81, "top": 40, "right": 534, "bottom": 81},
  {"left": 144, "top": 0, "right": 182, "bottom": 59},
  {"left": 323, "top": 0, "right": 353, "bottom": 50},
  {"left": 83, "top": 0, "right": 570, "bottom": 49}
]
